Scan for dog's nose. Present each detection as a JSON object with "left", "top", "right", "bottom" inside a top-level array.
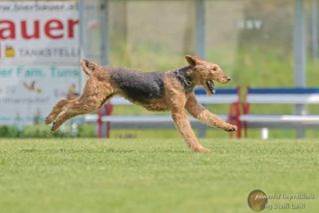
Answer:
[{"left": 227, "top": 77, "right": 231, "bottom": 81}]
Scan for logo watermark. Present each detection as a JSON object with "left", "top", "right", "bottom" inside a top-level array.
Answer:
[{"left": 248, "top": 190, "right": 317, "bottom": 211}]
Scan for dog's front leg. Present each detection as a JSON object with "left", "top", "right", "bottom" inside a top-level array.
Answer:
[
  {"left": 185, "top": 93, "right": 237, "bottom": 132},
  {"left": 171, "top": 109, "right": 209, "bottom": 153}
]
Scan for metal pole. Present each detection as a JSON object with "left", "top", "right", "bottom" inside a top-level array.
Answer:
[
  {"left": 78, "top": 0, "right": 86, "bottom": 92},
  {"left": 79, "top": 0, "right": 85, "bottom": 59},
  {"left": 195, "top": 0, "right": 205, "bottom": 58},
  {"left": 100, "top": 0, "right": 109, "bottom": 66},
  {"left": 74, "top": 0, "right": 86, "bottom": 127},
  {"left": 312, "top": 0, "right": 318, "bottom": 58},
  {"left": 294, "top": 0, "right": 307, "bottom": 138}
]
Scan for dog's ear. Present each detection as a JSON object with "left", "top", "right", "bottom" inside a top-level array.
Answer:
[{"left": 185, "top": 55, "right": 199, "bottom": 66}]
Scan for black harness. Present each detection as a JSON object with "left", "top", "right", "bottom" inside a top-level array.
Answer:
[{"left": 173, "top": 67, "right": 194, "bottom": 93}]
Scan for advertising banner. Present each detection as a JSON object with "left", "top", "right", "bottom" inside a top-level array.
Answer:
[{"left": 0, "top": 1, "right": 81, "bottom": 125}]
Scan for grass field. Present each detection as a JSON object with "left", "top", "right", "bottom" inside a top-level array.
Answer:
[{"left": 0, "top": 138, "right": 318, "bottom": 213}]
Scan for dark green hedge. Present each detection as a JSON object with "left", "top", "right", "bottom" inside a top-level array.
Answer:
[{"left": 0, "top": 124, "right": 96, "bottom": 138}]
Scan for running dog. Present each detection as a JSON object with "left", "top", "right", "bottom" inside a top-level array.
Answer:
[{"left": 45, "top": 55, "right": 237, "bottom": 152}]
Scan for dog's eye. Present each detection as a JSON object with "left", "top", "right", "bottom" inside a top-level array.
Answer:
[{"left": 212, "top": 67, "right": 217, "bottom": 71}]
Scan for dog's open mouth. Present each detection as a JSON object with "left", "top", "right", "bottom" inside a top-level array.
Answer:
[{"left": 205, "top": 80, "right": 215, "bottom": 95}]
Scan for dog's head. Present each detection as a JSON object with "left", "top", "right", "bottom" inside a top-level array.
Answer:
[{"left": 185, "top": 55, "right": 231, "bottom": 95}]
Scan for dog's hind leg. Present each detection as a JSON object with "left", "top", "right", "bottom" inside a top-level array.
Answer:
[
  {"left": 185, "top": 93, "right": 237, "bottom": 132},
  {"left": 50, "top": 99, "right": 91, "bottom": 131},
  {"left": 48, "top": 59, "right": 115, "bottom": 131},
  {"left": 45, "top": 99, "right": 70, "bottom": 124},
  {"left": 51, "top": 94, "right": 112, "bottom": 132},
  {"left": 51, "top": 80, "right": 115, "bottom": 131}
]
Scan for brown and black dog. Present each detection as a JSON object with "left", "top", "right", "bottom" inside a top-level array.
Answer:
[{"left": 45, "top": 55, "right": 237, "bottom": 152}]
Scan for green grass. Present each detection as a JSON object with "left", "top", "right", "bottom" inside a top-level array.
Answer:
[{"left": 0, "top": 138, "right": 318, "bottom": 213}]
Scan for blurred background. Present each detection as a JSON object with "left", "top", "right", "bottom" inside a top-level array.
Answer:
[{"left": 0, "top": 0, "right": 318, "bottom": 139}]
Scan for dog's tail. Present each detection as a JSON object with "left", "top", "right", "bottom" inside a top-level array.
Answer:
[{"left": 80, "top": 59, "right": 98, "bottom": 76}]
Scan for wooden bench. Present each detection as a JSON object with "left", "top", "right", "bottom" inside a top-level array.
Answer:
[{"left": 240, "top": 88, "right": 319, "bottom": 139}]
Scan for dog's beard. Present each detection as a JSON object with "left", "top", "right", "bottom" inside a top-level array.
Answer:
[{"left": 204, "top": 80, "right": 215, "bottom": 95}]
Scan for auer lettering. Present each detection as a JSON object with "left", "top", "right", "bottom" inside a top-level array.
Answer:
[{"left": 0, "top": 18, "right": 79, "bottom": 40}]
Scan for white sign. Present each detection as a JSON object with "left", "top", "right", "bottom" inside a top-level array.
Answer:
[
  {"left": 0, "top": 1, "right": 81, "bottom": 125},
  {"left": 0, "top": 1, "right": 80, "bottom": 65}
]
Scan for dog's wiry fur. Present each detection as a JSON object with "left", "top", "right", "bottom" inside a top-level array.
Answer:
[
  {"left": 110, "top": 68, "right": 165, "bottom": 104},
  {"left": 45, "top": 55, "right": 237, "bottom": 152}
]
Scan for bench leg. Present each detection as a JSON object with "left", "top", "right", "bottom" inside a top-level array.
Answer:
[
  {"left": 261, "top": 128, "right": 269, "bottom": 140},
  {"left": 197, "top": 126, "right": 207, "bottom": 138}
]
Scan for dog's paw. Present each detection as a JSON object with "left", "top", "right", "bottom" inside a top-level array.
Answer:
[
  {"left": 51, "top": 122, "right": 58, "bottom": 132},
  {"left": 193, "top": 146, "right": 210, "bottom": 153},
  {"left": 224, "top": 124, "right": 237, "bottom": 132},
  {"left": 45, "top": 116, "right": 53, "bottom": 125}
]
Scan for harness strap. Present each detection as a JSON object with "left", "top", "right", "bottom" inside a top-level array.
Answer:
[{"left": 173, "top": 67, "right": 194, "bottom": 93}]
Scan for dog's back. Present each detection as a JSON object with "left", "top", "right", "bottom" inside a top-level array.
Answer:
[{"left": 109, "top": 68, "right": 165, "bottom": 103}]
